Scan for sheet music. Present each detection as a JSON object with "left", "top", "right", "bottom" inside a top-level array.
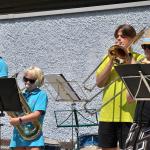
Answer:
[
  {"left": 115, "top": 64, "right": 150, "bottom": 101},
  {"left": 45, "top": 74, "right": 81, "bottom": 101}
]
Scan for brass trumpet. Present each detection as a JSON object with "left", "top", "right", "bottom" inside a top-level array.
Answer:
[{"left": 83, "top": 27, "right": 146, "bottom": 92}]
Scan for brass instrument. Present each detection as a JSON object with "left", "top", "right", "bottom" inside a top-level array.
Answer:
[
  {"left": 108, "top": 45, "right": 130, "bottom": 64},
  {"left": 83, "top": 27, "right": 146, "bottom": 114},
  {"left": 7, "top": 74, "right": 41, "bottom": 141},
  {"left": 84, "top": 56, "right": 146, "bottom": 114},
  {"left": 84, "top": 76, "right": 121, "bottom": 114},
  {"left": 83, "top": 27, "right": 146, "bottom": 91}
]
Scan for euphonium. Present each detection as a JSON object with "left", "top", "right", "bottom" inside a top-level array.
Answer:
[{"left": 7, "top": 76, "right": 41, "bottom": 141}]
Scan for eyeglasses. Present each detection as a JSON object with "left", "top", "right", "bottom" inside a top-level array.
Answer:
[
  {"left": 23, "top": 76, "right": 36, "bottom": 84},
  {"left": 141, "top": 44, "right": 150, "bottom": 50}
]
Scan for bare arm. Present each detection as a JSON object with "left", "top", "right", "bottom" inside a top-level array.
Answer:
[
  {"left": 126, "top": 90, "right": 135, "bottom": 103},
  {"left": 9, "top": 110, "right": 42, "bottom": 125}
]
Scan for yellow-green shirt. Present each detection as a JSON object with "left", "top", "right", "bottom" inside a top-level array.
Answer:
[{"left": 96, "top": 52, "right": 144, "bottom": 122}]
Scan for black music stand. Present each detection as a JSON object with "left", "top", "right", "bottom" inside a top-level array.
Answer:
[
  {"left": 115, "top": 64, "right": 150, "bottom": 101},
  {"left": 0, "top": 78, "right": 22, "bottom": 149}
]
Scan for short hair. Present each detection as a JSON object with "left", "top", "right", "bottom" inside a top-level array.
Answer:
[
  {"left": 114, "top": 24, "right": 136, "bottom": 39},
  {"left": 24, "top": 66, "right": 44, "bottom": 87}
]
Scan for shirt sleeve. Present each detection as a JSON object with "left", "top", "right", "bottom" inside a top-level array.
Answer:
[
  {"left": 96, "top": 55, "right": 110, "bottom": 76},
  {"left": 33, "top": 90, "right": 48, "bottom": 113},
  {"left": 0, "top": 59, "right": 8, "bottom": 77},
  {"left": 132, "top": 52, "right": 144, "bottom": 62}
]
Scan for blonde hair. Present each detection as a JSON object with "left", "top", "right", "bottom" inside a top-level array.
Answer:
[{"left": 24, "top": 66, "right": 44, "bottom": 87}]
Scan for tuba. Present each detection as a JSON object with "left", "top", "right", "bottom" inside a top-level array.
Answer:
[{"left": 7, "top": 74, "right": 41, "bottom": 141}]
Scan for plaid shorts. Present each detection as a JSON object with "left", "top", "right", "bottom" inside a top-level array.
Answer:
[{"left": 125, "top": 123, "right": 150, "bottom": 150}]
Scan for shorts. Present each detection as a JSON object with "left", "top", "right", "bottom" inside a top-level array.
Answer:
[
  {"left": 125, "top": 123, "right": 150, "bottom": 150},
  {"left": 98, "top": 122, "right": 132, "bottom": 149}
]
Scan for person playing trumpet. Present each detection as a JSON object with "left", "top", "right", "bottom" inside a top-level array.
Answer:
[
  {"left": 9, "top": 66, "right": 48, "bottom": 150},
  {"left": 125, "top": 28, "right": 150, "bottom": 150},
  {"left": 96, "top": 24, "right": 144, "bottom": 150}
]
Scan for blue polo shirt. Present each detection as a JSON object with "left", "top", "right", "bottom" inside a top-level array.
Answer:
[
  {"left": 0, "top": 57, "right": 8, "bottom": 77},
  {"left": 10, "top": 88, "right": 48, "bottom": 147}
]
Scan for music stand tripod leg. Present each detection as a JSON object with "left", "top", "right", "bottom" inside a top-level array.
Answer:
[
  {"left": 72, "top": 103, "right": 80, "bottom": 150},
  {"left": 75, "top": 127, "right": 79, "bottom": 150},
  {"left": 71, "top": 106, "right": 74, "bottom": 150}
]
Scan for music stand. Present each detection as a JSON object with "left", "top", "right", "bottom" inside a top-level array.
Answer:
[
  {"left": 45, "top": 74, "right": 97, "bottom": 150},
  {"left": 44, "top": 74, "right": 81, "bottom": 102},
  {"left": 0, "top": 78, "right": 22, "bottom": 149},
  {"left": 54, "top": 107, "right": 98, "bottom": 149},
  {"left": 115, "top": 64, "right": 150, "bottom": 101}
]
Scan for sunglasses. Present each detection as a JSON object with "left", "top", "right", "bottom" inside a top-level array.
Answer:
[
  {"left": 141, "top": 44, "right": 150, "bottom": 50},
  {"left": 23, "top": 76, "right": 36, "bottom": 84}
]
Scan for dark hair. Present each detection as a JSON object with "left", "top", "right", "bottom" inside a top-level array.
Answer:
[{"left": 114, "top": 24, "right": 136, "bottom": 39}]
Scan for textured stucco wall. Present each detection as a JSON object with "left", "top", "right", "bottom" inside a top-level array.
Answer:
[{"left": 0, "top": 5, "right": 150, "bottom": 144}]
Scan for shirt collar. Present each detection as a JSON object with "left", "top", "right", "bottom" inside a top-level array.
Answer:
[{"left": 25, "top": 88, "right": 40, "bottom": 95}]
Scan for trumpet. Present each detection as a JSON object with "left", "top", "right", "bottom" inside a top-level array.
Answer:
[{"left": 83, "top": 27, "right": 146, "bottom": 92}]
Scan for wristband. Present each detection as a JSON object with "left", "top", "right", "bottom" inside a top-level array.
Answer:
[{"left": 19, "top": 118, "right": 23, "bottom": 124}]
